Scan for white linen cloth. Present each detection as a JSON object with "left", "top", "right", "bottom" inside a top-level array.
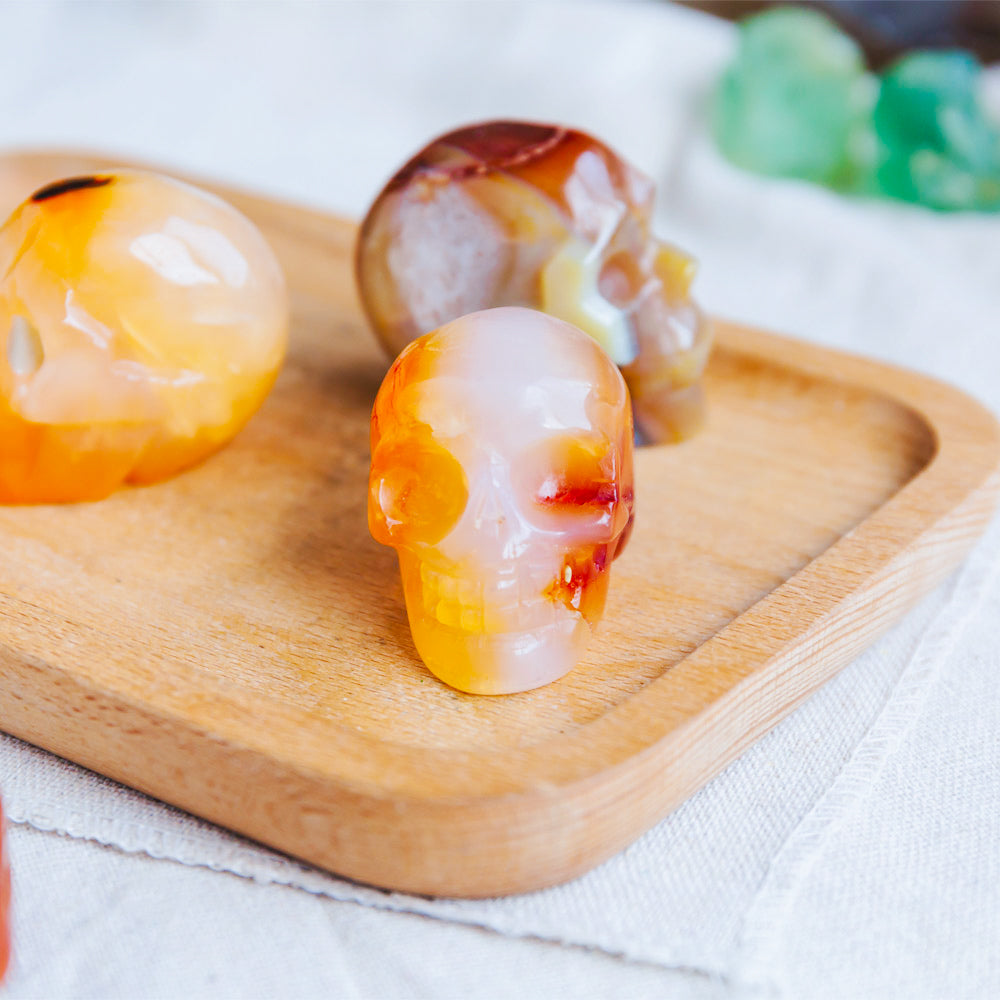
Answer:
[{"left": 0, "top": 2, "right": 998, "bottom": 997}]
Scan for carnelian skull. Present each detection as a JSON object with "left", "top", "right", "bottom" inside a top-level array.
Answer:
[
  {"left": 357, "top": 120, "right": 711, "bottom": 443},
  {"left": 369, "top": 307, "right": 634, "bottom": 694},
  {"left": 0, "top": 171, "right": 288, "bottom": 502}
]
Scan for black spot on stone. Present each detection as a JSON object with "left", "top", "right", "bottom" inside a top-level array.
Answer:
[{"left": 31, "top": 175, "right": 114, "bottom": 203}]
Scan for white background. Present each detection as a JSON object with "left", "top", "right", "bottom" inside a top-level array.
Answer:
[{"left": 1, "top": 2, "right": 999, "bottom": 997}]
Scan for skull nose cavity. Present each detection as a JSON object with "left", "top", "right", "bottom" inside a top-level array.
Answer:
[
  {"left": 472, "top": 481, "right": 506, "bottom": 531},
  {"left": 469, "top": 461, "right": 521, "bottom": 538}
]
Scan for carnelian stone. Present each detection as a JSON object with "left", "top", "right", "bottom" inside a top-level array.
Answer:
[{"left": 0, "top": 171, "right": 288, "bottom": 503}]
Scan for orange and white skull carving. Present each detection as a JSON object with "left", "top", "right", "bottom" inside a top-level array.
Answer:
[
  {"left": 369, "top": 307, "right": 634, "bottom": 694},
  {"left": 357, "top": 120, "right": 711, "bottom": 443}
]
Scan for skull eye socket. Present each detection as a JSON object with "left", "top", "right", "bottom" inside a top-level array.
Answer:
[
  {"left": 598, "top": 251, "right": 647, "bottom": 308},
  {"left": 523, "top": 435, "right": 619, "bottom": 528},
  {"left": 369, "top": 438, "right": 468, "bottom": 547}
]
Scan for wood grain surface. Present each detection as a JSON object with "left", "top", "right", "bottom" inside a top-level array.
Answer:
[{"left": 0, "top": 151, "right": 997, "bottom": 897}]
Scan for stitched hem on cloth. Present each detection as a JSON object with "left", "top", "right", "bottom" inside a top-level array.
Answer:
[
  {"left": 3, "top": 817, "right": 735, "bottom": 986},
  {"left": 732, "top": 524, "right": 1000, "bottom": 998}
]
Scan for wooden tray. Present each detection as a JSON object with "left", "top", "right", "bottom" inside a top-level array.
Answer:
[{"left": 0, "top": 151, "right": 998, "bottom": 898}]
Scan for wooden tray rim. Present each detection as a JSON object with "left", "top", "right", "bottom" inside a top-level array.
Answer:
[{"left": 1, "top": 150, "right": 999, "bottom": 896}]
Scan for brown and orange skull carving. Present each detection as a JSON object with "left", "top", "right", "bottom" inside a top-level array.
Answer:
[
  {"left": 357, "top": 120, "right": 711, "bottom": 442},
  {"left": 369, "top": 307, "right": 634, "bottom": 694}
]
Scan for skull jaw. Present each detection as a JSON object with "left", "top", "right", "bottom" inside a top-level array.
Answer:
[
  {"left": 628, "top": 380, "right": 708, "bottom": 444},
  {"left": 623, "top": 297, "right": 713, "bottom": 444},
  {"left": 397, "top": 551, "right": 610, "bottom": 694},
  {"left": 407, "top": 611, "right": 594, "bottom": 695}
]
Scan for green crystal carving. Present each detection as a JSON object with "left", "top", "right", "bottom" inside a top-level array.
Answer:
[
  {"left": 873, "top": 51, "right": 1000, "bottom": 211},
  {"left": 713, "top": 7, "right": 1000, "bottom": 212},
  {"left": 712, "top": 8, "right": 874, "bottom": 188}
]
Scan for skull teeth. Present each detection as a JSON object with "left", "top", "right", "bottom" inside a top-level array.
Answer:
[
  {"left": 460, "top": 607, "right": 483, "bottom": 632},
  {"left": 418, "top": 564, "right": 561, "bottom": 634}
]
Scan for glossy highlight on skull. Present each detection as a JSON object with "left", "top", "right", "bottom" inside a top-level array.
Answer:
[
  {"left": 356, "top": 120, "right": 711, "bottom": 443},
  {"left": 369, "top": 307, "right": 634, "bottom": 694}
]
